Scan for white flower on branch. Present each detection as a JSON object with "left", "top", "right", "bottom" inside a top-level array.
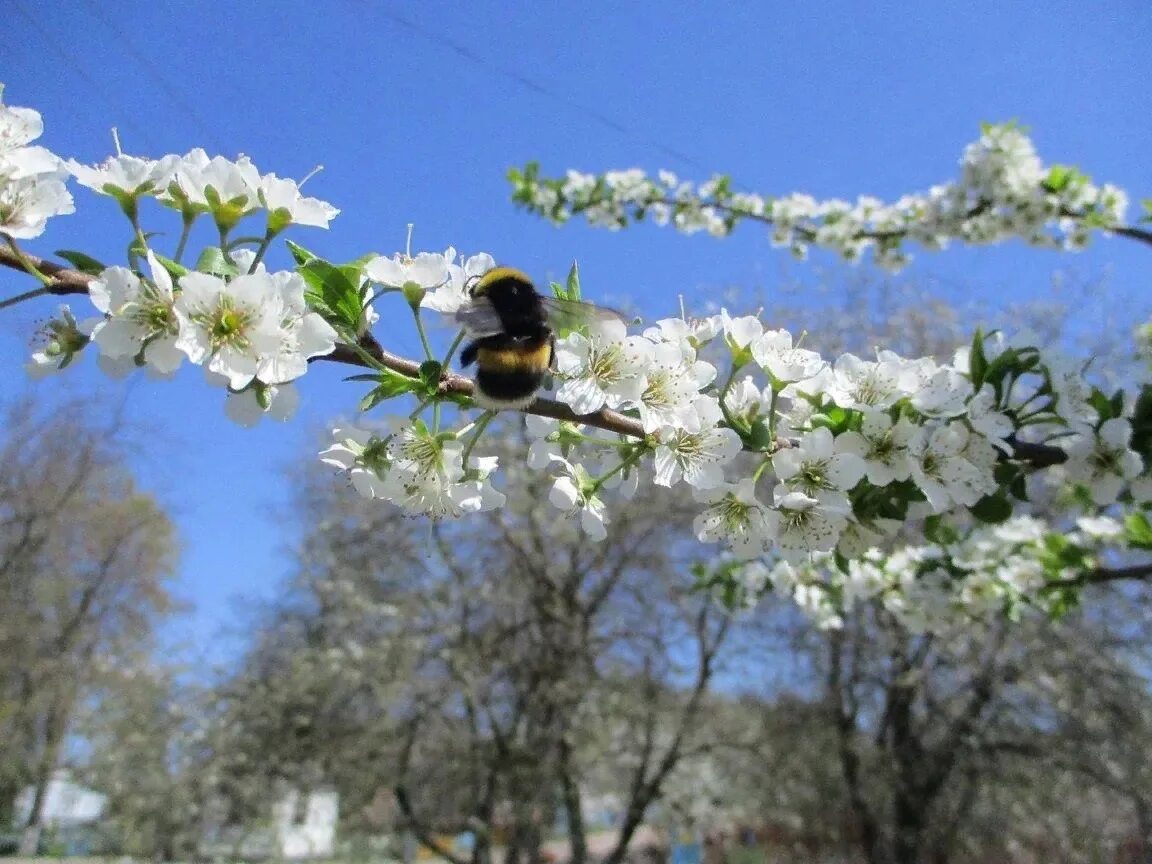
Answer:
[
  {"left": 693, "top": 478, "right": 775, "bottom": 559},
  {"left": 0, "top": 171, "right": 74, "bottom": 239},
  {"left": 224, "top": 382, "right": 300, "bottom": 427},
  {"left": 772, "top": 426, "right": 866, "bottom": 509},
  {"left": 423, "top": 249, "right": 495, "bottom": 315},
  {"left": 751, "top": 328, "right": 825, "bottom": 386},
  {"left": 66, "top": 154, "right": 180, "bottom": 200},
  {"left": 909, "top": 421, "right": 997, "bottom": 511},
  {"left": 635, "top": 340, "right": 716, "bottom": 433},
  {"left": 365, "top": 250, "right": 451, "bottom": 293},
  {"left": 88, "top": 252, "right": 183, "bottom": 375},
  {"left": 547, "top": 458, "right": 609, "bottom": 541},
  {"left": 174, "top": 271, "right": 288, "bottom": 389},
  {"left": 555, "top": 318, "right": 650, "bottom": 415},
  {"left": 652, "top": 396, "right": 742, "bottom": 489},
  {"left": 1063, "top": 418, "right": 1145, "bottom": 506},
  {"left": 765, "top": 488, "right": 849, "bottom": 563},
  {"left": 835, "top": 410, "right": 918, "bottom": 487}
]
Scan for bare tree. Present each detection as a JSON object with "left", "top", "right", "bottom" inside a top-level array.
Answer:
[{"left": 0, "top": 398, "right": 176, "bottom": 853}]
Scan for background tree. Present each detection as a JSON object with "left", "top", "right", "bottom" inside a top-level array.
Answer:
[{"left": 0, "top": 397, "right": 176, "bottom": 853}]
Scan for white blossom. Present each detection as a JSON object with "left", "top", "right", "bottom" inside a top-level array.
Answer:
[
  {"left": 547, "top": 458, "right": 609, "bottom": 541},
  {"left": 636, "top": 340, "right": 716, "bottom": 433},
  {"left": 555, "top": 318, "right": 650, "bottom": 414},
  {"left": 365, "top": 251, "right": 451, "bottom": 292},
  {"left": 66, "top": 154, "right": 180, "bottom": 200},
  {"left": 835, "top": 410, "right": 918, "bottom": 486},
  {"left": 259, "top": 172, "right": 339, "bottom": 229},
  {"left": 773, "top": 426, "right": 866, "bottom": 508},
  {"left": 88, "top": 252, "right": 183, "bottom": 374},
  {"left": 652, "top": 396, "right": 742, "bottom": 489},
  {"left": 423, "top": 249, "right": 495, "bottom": 314},
  {"left": 225, "top": 382, "right": 300, "bottom": 427},
  {"left": 909, "top": 422, "right": 996, "bottom": 511},
  {"left": 765, "top": 488, "right": 849, "bottom": 563},
  {"left": 751, "top": 328, "right": 825, "bottom": 386},
  {"left": 1063, "top": 418, "right": 1144, "bottom": 506},
  {"left": 693, "top": 478, "right": 774, "bottom": 558},
  {"left": 174, "top": 271, "right": 286, "bottom": 389}
]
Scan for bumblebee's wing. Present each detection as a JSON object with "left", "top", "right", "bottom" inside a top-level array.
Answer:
[
  {"left": 539, "top": 296, "right": 626, "bottom": 336},
  {"left": 454, "top": 297, "right": 506, "bottom": 338}
]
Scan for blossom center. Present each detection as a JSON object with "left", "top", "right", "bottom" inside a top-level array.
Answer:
[{"left": 589, "top": 344, "right": 624, "bottom": 384}]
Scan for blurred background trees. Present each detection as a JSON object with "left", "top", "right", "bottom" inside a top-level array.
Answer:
[
  {"left": 4, "top": 272, "right": 1152, "bottom": 863},
  {"left": 0, "top": 398, "right": 176, "bottom": 854}
]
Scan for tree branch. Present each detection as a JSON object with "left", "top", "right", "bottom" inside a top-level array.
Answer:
[
  {"left": 1044, "top": 562, "right": 1152, "bottom": 591},
  {"left": 0, "top": 247, "right": 96, "bottom": 297},
  {"left": 394, "top": 786, "right": 470, "bottom": 864},
  {"left": 0, "top": 248, "right": 1076, "bottom": 466}
]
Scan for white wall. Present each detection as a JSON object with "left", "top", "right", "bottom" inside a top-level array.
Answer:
[
  {"left": 272, "top": 789, "right": 339, "bottom": 859},
  {"left": 13, "top": 772, "right": 107, "bottom": 828}
]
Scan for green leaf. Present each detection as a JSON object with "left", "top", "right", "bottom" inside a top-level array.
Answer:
[
  {"left": 1009, "top": 472, "right": 1029, "bottom": 502},
  {"left": 149, "top": 251, "right": 189, "bottom": 280},
  {"left": 968, "top": 329, "right": 988, "bottom": 389},
  {"left": 419, "top": 360, "right": 443, "bottom": 387},
  {"left": 1125, "top": 512, "right": 1152, "bottom": 550},
  {"left": 746, "top": 420, "right": 774, "bottom": 451},
  {"left": 924, "top": 515, "right": 960, "bottom": 545},
  {"left": 358, "top": 373, "right": 417, "bottom": 412},
  {"left": 565, "top": 260, "right": 581, "bottom": 300},
  {"left": 1130, "top": 385, "right": 1152, "bottom": 462},
  {"left": 1088, "top": 387, "right": 1117, "bottom": 423},
  {"left": 833, "top": 549, "right": 851, "bottom": 576},
  {"left": 54, "top": 249, "right": 107, "bottom": 276},
  {"left": 285, "top": 239, "right": 318, "bottom": 266},
  {"left": 1140, "top": 199, "right": 1152, "bottom": 224},
  {"left": 195, "top": 246, "right": 239, "bottom": 277},
  {"left": 969, "top": 494, "right": 1013, "bottom": 524},
  {"left": 300, "top": 259, "right": 363, "bottom": 332},
  {"left": 343, "top": 373, "right": 383, "bottom": 383}
]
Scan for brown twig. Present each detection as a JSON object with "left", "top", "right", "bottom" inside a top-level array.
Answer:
[
  {"left": 0, "top": 247, "right": 97, "bottom": 297},
  {"left": 1, "top": 248, "right": 1077, "bottom": 464},
  {"left": 1044, "top": 563, "right": 1152, "bottom": 591}
]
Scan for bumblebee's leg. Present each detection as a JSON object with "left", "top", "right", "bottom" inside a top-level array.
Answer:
[
  {"left": 460, "top": 340, "right": 480, "bottom": 368},
  {"left": 547, "top": 333, "right": 556, "bottom": 371}
]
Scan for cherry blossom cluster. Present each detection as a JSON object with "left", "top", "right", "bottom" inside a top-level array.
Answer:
[
  {"left": 4, "top": 90, "right": 345, "bottom": 424},
  {"left": 4, "top": 86, "right": 1152, "bottom": 633},
  {"left": 0, "top": 86, "right": 75, "bottom": 239},
  {"left": 319, "top": 419, "right": 505, "bottom": 520},
  {"left": 738, "top": 511, "right": 1144, "bottom": 632},
  {"left": 509, "top": 123, "right": 1132, "bottom": 270},
  {"left": 531, "top": 313, "right": 1150, "bottom": 564}
]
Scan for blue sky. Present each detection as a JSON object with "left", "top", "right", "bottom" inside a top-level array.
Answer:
[{"left": 2, "top": 1, "right": 1150, "bottom": 665}]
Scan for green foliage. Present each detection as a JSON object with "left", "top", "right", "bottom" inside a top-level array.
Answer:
[
  {"left": 357, "top": 369, "right": 419, "bottom": 412},
  {"left": 54, "top": 249, "right": 107, "bottom": 275},
  {"left": 969, "top": 493, "right": 1013, "bottom": 524},
  {"left": 194, "top": 246, "right": 239, "bottom": 278},
  {"left": 298, "top": 257, "right": 367, "bottom": 334},
  {"left": 1125, "top": 511, "right": 1152, "bottom": 550},
  {"left": 1129, "top": 384, "right": 1152, "bottom": 463}
]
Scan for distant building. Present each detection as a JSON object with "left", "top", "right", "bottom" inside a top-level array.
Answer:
[
  {"left": 13, "top": 771, "right": 107, "bottom": 828},
  {"left": 273, "top": 789, "right": 339, "bottom": 859},
  {"left": 200, "top": 788, "right": 339, "bottom": 860}
]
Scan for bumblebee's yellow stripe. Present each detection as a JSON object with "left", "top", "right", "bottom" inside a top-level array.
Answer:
[
  {"left": 473, "top": 266, "right": 534, "bottom": 295},
  {"left": 476, "top": 342, "right": 552, "bottom": 372}
]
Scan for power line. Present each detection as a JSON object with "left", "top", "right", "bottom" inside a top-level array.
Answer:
[
  {"left": 372, "top": 6, "right": 716, "bottom": 175},
  {"left": 77, "top": 0, "right": 227, "bottom": 154},
  {"left": 9, "top": 0, "right": 160, "bottom": 153}
]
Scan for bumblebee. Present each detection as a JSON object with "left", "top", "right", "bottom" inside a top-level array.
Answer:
[{"left": 455, "top": 267, "right": 619, "bottom": 410}]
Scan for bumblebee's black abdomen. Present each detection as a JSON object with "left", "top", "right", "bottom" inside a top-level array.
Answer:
[
  {"left": 475, "top": 367, "right": 547, "bottom": 408},
  {"left": 468, "top": 336, "right": 554, "bottom": 410}
]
